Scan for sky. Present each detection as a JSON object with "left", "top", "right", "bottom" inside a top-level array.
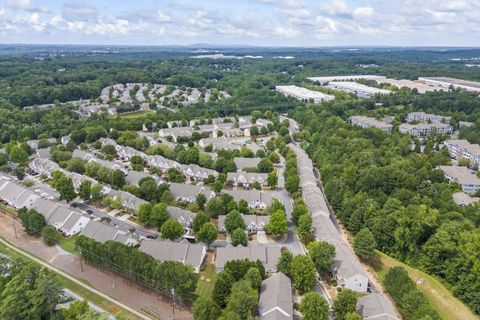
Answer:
[{"left": 0, "top": 0, "right": 479, "bottom": 47}]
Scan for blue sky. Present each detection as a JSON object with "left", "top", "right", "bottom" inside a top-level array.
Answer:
[{"left": 1, "top": 0, "right": 479, "bottom": 46}]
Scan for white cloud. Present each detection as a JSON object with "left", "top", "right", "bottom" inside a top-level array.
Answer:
[
  {"left": 354, "top": 7, "right": 374, "bottom": 18},
  {"left": 156, "top": 10, "right": 171, "bottom": 23},
  {"left": 91, "top": 19, "right": 130, "bottom": 35},
  {"left": 67, "top": 20, "right": 86, "bottom": 31},
  {"left": 50, "top": 15, "right": 62, "bottom": 26},
  {"left": 6, "top": 0, "right": 31, "bottom": 9},
  {"left": 274, "top": 26, "right": 299, "bottom": 38}
]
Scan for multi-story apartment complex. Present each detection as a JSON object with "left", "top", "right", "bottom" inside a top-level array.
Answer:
[
  {"left": 399, "top": 123, "right": 453, "bottom": 137},
  {"left": 444, "top": 139, "right": 480, "bottom": 168},
  {"left": 349, "top": 116, "right": 393, "bottom": 133},
  {"left": 438, "top": 165, "right": 480, "bottom": 193},
  {"left": 406, "top": 112, "right": 451, "bottom": 124}
]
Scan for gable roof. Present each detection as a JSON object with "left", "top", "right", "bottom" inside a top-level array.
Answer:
[
  {"left": 125, "top": 171, "right": 161, "bottom": 186},
  {"left": 233, "top": 157, "right": 262, "bottom": 170},
  {"left": 358, "top": 293, "right": 399, "bottom": 320},
  {"left": 139, "top": 239, "right": 206, "bottom": 268},
  {"left": 215, "top": 245, "right": 281, "bottom": 271},
  {"left": 259, "top": 272, "right": 293, "bottom": 320},
  {"left": 79, "top": 220, "right": 134, "bottom": 244}
]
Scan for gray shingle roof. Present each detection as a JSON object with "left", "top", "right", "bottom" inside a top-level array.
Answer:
[
  {"left": 258, "top": 272, "right": 293, "bottom": 320},
  {"left": 138, "top": 239, "right": 206, "bottom": 271},
  {"left": 358, "top": 293, "right": 399, "bottom": 320},
  {"left": 80, "top": 220, "right": 123, "bottom": 244},
  {"left": 233, "top": 157, "right": 262, "bottom": 170},
  {"left": 215, "top": 246, "right": 281, "bottom": 272}
]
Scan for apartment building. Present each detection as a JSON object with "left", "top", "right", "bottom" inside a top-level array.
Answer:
[
  {"left": 399, "top": 123, "right": 453, "bottom": 137},
  {"left": 349, "top": 116, "right": 393, "bottom": 133},
  {"left": 444, "top": 139, "right": 480, "bottom": 168},
  {"left": 439, "top": 165, "right": 480, "bottom": 193},
  {"left": 406, "top": 112, "right": 451, "bottom": 124}
]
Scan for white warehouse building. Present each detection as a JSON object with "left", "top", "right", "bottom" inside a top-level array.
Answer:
[{"left": 275, "top": 85, "right": 334, "bottom": 103}]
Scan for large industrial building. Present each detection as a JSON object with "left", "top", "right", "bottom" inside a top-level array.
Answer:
[
  {"left": 275, "top": 85, "right": 334, "bottom": 103},
  {"left": 326, "top": 81, "right": 391, "bottom": 98},
  {"left": 307, "top": 75, "right": 386, "bottom": 85},
  {"left": 418, "top": 77, "right": 480, "bottom": 92}
]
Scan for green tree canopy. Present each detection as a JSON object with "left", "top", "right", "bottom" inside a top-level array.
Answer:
[{"left": 299, "top": 292, "right": 330, "bottom": 320}]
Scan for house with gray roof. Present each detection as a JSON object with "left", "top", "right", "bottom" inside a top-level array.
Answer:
[
  {"left": 223, "top": 190, "right": 274, "bottom": 210},
  {"left": 227, "top": 171, "right": 268, "bottom": 188},
  {"left": 107, "top": 189, "right": 147, "bottom": 212},
  {"left": 357, "top": 293, "right": 400, "bottom": 320},
  {"left": 0, "top": 176, "right": 40, "bottom": 209},
  {"left": 27, "top": 138, "right": 56, "bottom": 150},
  {"left": 215, "top": 245, "right": 281, "bottom": 272},
  {"left": 139, "top": 239, "right": 206, "bottom": 272},
  {"left": 72, "top": 149, "right": 128, "bottom": 173},
  {"left": 258, "top": 272, "right": 293, "bottom": 320},
  {"left": 29, "top": 198, "right": 90, "bottom": 236},
  {"left": 145, "top": 154, "right": 180, "bottom": 172},
  {"left": 233, "top": 157, "right": 262, "bottom": 170},
  {"left": 169, "top": 183, "right": 216, "bottom": 203},
  {"left": 158, "top": 127, "right": 193, "bottom": 142},
  {"left": 167, "top": 206, "right": 197, "bottom": 230},
  {"left": 217, "top": 214, "right": 269, "bottom": 234},
  {"left": 198, "top": 137, "right": 242, "bottom": 151},
  {"left": 125, "top": 171, "right": 163, "bottom": 186},
  {"left": 29, "top": 158, "right": 60, "bottom": 179},
  {"left": 180, "top": 164, "right": 218, "bottom": 181},
  {"left": 80, "top": 220, "right": 138, "bottom": 246},
  {"left": 35, "top": 148, "right": 51, "bottom": 160},
  {"left": 63, "top": 171, "right": 97, "bottom": 192}
]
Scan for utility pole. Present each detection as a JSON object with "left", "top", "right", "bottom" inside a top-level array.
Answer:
[
  {"left": 80, "top": 256, "right": 84, "bottom": 272},
  {"left": 12, "top": 218, "right": 17, "bottom": 239},
  {"left": 171, "top": 288, "right": 176, "bottom": 320}
]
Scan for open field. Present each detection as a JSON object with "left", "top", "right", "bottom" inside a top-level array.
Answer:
[
  {"left": 371, "top": 251, "right": 478, "bottom": 320},
  {"left": 116, "top": 110, "right": 156, "bottom": 119},
  {"left": 0, "top": 239, "right": 142, "bottom": 320},
  {"left": 196, "top": 252, "right": 217, "bottom": 299}
]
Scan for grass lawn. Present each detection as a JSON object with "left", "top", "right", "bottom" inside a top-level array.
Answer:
[
  {"left": 371, "top": 251, "right": 478, "bottom": 320},
  {"left": 116, "top": 110, "right": 155, "bottom": 119},
  {"left": 196, "top": 263, "right": 217, "bottom": 299},
  {"left": 58, "top": 234, "right": 79, "bottom": 254},
  {"left": 0, "top": 240, "right": 141, "bottom": 320},
  {"left": 0, "top": 203, "right": 17, "bottom": 216}
]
